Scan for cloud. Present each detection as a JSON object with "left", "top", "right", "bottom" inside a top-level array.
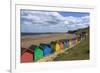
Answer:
[
  {"left": 63, "top": 16, "right": 89, "bottom": 30},
  {"left": 21, "top": 10, "right": 89, "bottom": 32}
]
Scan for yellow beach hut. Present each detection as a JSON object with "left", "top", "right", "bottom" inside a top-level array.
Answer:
[{"left": 55, "top": 42, "right": 61, "bottom": 52}]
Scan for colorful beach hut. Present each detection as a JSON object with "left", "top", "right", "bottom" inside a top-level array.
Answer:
[
  {"left": 59, "top": 40, "right": 64, "bottom": 50},
  {"left": 69, "top": 39, "right": 73, "bottom": 47},
  {"left": 68, "top": 34, "right": 77, "bottom": 47},
  {"left": 21, "top": 47, "right": 33, "bottom": 63},
  {"left": 55, "top": 41, "right": 61, "bottom": 52},
  {"left": 40, "top": 43, "right": 52, "bottom": 56},
  {"left": 71, "top": 38, "right": 76, "bottom": 46},
  {"left": 69, "top": 38, "right": 77, "bottom": 47},
  {"left": 29, "top": 45, "right": 43, "bottom": 61},
  {"left": 63, "top": 39, "right": 69, "bottom": 48},
  {"left": 50, "top": 41, "right": 56, "bottom": 52},
  {"left": 50, "top": 41, "right": 61, "bottom": 52},
  {"left": 76, "top": 35, "right": 81, "bottom": 43}
]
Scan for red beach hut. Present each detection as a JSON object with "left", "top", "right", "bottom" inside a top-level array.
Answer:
[{"left": 21, "top": 47, "right": 34, "bottom": 63}]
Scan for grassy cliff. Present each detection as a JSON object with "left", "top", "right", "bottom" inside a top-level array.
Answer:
[{"left": 53, "top": 27, "right": 89, "bottom": 61}]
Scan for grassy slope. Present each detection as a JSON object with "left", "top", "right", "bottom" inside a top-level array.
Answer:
[{"left": 53, "top": 27, "right": 89, "bottom": 61}]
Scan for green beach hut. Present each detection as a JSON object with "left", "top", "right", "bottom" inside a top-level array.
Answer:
[
  {"left": 29, "top": 45, "right": 43, "bottom": 61},
  {"left": 63, "top": 39, "right": 69, "bottom": 48}
]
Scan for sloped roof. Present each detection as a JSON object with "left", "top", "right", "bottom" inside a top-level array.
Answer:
[{"left": 21, "top": 47, "right": 33, "bottom": 55}]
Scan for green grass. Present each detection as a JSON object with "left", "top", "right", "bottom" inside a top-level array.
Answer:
[{"left": 53, "top": 28, "right": 90, "bottom": 61}]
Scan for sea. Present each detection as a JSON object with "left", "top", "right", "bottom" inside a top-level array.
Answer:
[{"left": 21, "top": 33, "right": 61, "bottom": 39}]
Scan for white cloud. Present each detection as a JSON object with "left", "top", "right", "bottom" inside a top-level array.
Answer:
[{"left": 21, "top": 10, "right": 89, "bottom": 32}]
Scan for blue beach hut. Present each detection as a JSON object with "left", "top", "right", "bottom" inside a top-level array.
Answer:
[{"left": 40, "top": 43, "right": 52, "bottom": 56}]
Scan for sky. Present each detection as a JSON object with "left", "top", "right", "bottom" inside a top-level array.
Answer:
[
  {"left": 59, "top": 12, "right": 89, "bottom": 17},
  {"left": 21, "top": 9, "right": 90, "bottom": 33}
]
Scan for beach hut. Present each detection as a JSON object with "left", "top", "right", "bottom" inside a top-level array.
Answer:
[
  {"left": 40, "top": 43, "right": 52, "bottom": 56},
  {"left": 63, "top": 40, "right": 69, "bottom": 48},
  {"left": 21, "top": 47, "right": 34, "bottom": 63},
  {"left": 50, "top": 41, "right": 56, "bottom": 52},
  {"left": 59, "top": 40, "right": 64, "bottom": 50},
  {"left": 69, "top": 39, "right": 73, "bottom": 47},
  {"left": 68, "top": 33, "right": 76, "bottom": 44},
  {"left": 55, "top": 41, "right": 61, "bottom": 51},
  {"left": 50, "top": 41, "right": 61, "bottom": 52},
  {"left": 76, "top": 35, "right": 81, "bottom": 43},
  {"left": 79, "top": 33, "right": 84, "bottom": 40},
  {"left": 71, "top": 38, "right": 76, "bottom": 46},
  {"left": 29, "top": 45, "right": 43, "bottom": 61},
  {"left": 76, "top": 38, "right": 78, "bottom": 44},
  {"left": 81, "top": 31, "right": 86, "bottom": 39}
]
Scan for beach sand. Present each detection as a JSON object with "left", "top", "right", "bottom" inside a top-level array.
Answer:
[{"left": 21, "top": 33, "right": 73, "bottom": 49}]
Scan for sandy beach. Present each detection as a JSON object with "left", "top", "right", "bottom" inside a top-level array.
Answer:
[{"left": 21, "top": 33, "right": 74, "bottom": 49}]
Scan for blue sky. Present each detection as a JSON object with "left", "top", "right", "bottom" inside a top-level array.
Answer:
[
  {"left": 21, "top": 9, "right": 90, "bottom": 33},
  {"left": 59, "top": 12, "right": 89, "bottom": 17}
]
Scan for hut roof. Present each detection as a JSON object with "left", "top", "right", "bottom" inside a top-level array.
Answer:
[
  {"left": 21, "top": 47, "right": 33, "bottom": 55},
  {"left": 21, "top": 48, "right": 27, "bottom": 55},
  {"left": 40, "top": 43, "right": 50, "bottom": 47},
  {"left": 50, "top": 41, "right": 57, "bottom": 45},
  {"left": 28, "top": 45, "right": 43, "bottom": 51},
  {"left": 39, "top": 43, "right": 51, "bottom": 49}
]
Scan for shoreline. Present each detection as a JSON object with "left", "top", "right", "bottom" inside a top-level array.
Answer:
[{"left": 21, "top": 33, "right": 75, "bottom": 49}]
